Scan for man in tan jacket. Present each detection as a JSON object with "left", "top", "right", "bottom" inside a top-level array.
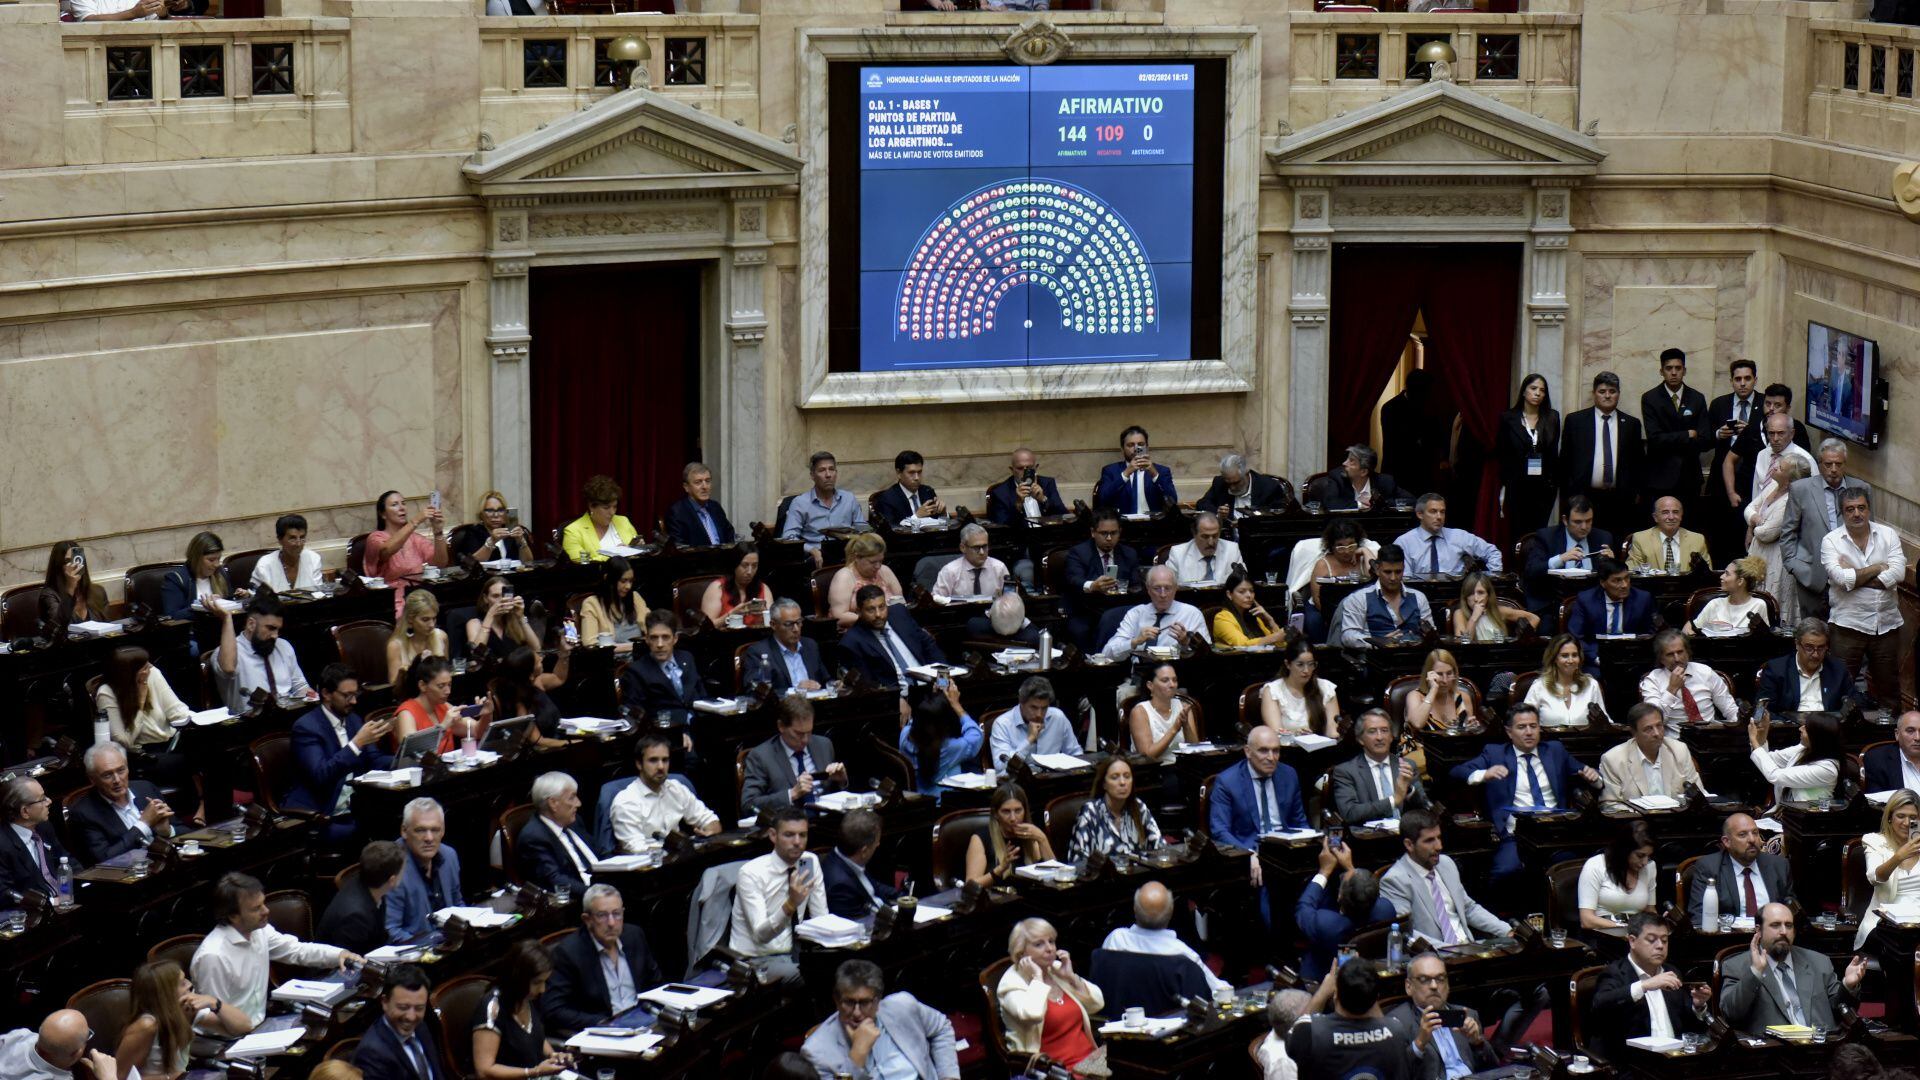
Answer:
[{"left": 1599, "top": 702, "right": 1703, "bottom": 810}]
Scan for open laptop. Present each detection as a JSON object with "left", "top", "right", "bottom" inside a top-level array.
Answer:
[
  {"left": 393, "top": 726, "right": 443, "bottom": 768},
  {"left": 480, "top": 714, "right": 536, "bottom": 753}
]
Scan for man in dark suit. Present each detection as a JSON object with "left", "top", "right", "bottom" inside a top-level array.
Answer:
[
  {"left": 317, "top": 840, "right": 405, "bottom": 957},
  {"left": 1318, "top": 445, "right": 1402, "bottom": 512},
  {"left": 1327, "top": 709, "right": 1428, "bottom": 826},
  {"left": 1564, "top": 559, "right": 1657, "bottom": 667},
  {"left": 1383, "top": 954, "right": 1500, "bottom": 1079},
  {"left": 1450, "top": 704, "right": 1598, "bottom": 881},
  {"left": 1294, "top": 839, "right": 1394, "bottom": 982},
  {"left": 1640, "top": 348, "right": 1714, "bottom": 514},
  {"left": 287, "top": 664, "right": 393, "bottom": 843},
  {"left": 740, "top": 696, "right": 846, "bottom": 815},
  {"left": 741, "top": 599, "right": 829, "bottom": 694},
  {"left": 1520, "top": 495, "right": 1618, "bottom": 627},
  {"left": 837, "top": 585, "right": 945, "bottom": 696},
  {"left": 353, "top": 964, "right": 446, "bottom": 1080},
  {"left": 1194, "top": 452, "right": 1287, "bottom": 515},
  {"left": 1380, "top": 369, "right": 1447, "bottom": 497},
  {"left": 542, "top": 884, "right": 663, "bottom": 1038},
  {"left": 1061, "top": 509, "right": 1139, "bottom": 649},
  {"left": 68, "top": 742, "right": 175, "bottom": 867},
  {"left": 1590, "top": 912, "right": 1711, "bottom": 1060},
  {"left": 1560, "top": 371, "right": 1646, "bottom": 541},
  {"left": 662, "top": 461, "right": 737, "bottom": 549},
  {"left": 1704, "top": 359, "right": 1762, "bottom": 559},
  {"left": 1757, "top": 618, "right": 1859, "bottom": 714},
  {"left": 617, "top": 612, "right": 709, "bottom": 721},
  {"left": 1686, "top": 812, "right": 1797, "bottom": 925},
  {"left": 1866, "top": 711, "right": 1920, "bottom": 793},
  {"left": 871, "top": 450, "right": 946, "bottom": 526},
  {"left": 821, "top": 809, "right": 898, "bottom": 918},
  {"left": 0, "top": 777, "right": 68, "bottom": 902},
  {"left": 516, "top": 772, "right": 603, "bottom": 894},
  {"left": 986, "top": 448, "right": 1068, "bottom": 587},
  {"left": 1094, "top": 425, "right": 1177, "bottom": 515}
]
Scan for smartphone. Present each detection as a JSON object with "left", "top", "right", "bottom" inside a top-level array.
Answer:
[
  {"left": 506, "top": 507, "right": 520, "bottom": 529},
  {"left": 1023, "top": 467, "right": 1037, "bottom": 483},
  {"left": 1328, "top": 825, "right": 1345, "bottom": 849},
  {"left": 499, "top": 582, "right": 515, "bottom": 600},
  {"left": 429, "top": 489, "right": 442, "bottom": 512},
  {"left": 935, "top": 676, "right": 950, "bottom": 690},
  {"left": 70, "top": 546, "right": 85, "bottom": 566},
  {"left": 458, "top": 703, "right": 484, "bottom": 719},
  {"left": 1438, "top": 1006, "right": 1469, "bottom": 1028},
  {"left": 562, "top": 617, "right": 580, "bottom": 646}
]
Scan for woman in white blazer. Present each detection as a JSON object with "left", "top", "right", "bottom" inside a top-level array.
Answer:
[
  {"left": 997, "top": 917, "right": 1106, "bottom": 1076},
  {"left": 1857, "top": 789, "right": 1920, "bottom": 948}
]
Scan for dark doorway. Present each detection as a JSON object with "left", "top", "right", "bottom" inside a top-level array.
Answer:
[
  {"left": 529, "top": 262, "right": 703, "bottom": 540},
  {"left": 1327, "top": 242, "right": 1521, "bottom": 539}
]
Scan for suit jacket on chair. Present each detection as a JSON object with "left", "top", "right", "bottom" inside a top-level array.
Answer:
[
  {"left": 837, "top": 608, "right": 945, "bottom": 688},
  {"left": 1781, "top": 475, "right": 1865, "bottom": 594},
  {"left": 515, "top": 815, "right": 602, "bottom": 893},
  {"left": 540, "top": 925, "right": 663, "bottom": 1037},
  {"left": 1684, "top": 850, "right": 1796, "bottom": 923},
  {"left": 1379, "top": 853, "right": 1510, "bottom": 944},
  {"left": 0, "top": 822, "right": 68, "bottom": 901},
  {"left": 739, "top": 734, "right": 841, "bottom": 816},
  {"left": 1383, "top": 1001, "right": 1499, "bottom": 1079},
  {"left": 662, "top": 496, "right": 736, "bottom": 549},
  {"left": 1558, "top": 407, "right": 1645, "bottom": 495},
  {"left": 1326, "top": 753, "right": 1430, "bottom": 824},
  {"left": 67, "top": 783, "right": 172, "bottom": 867},
  {"left": 740, "top": 637, "right": 829, "bottom": 695},
  {"left": 286, "top": 706, "right": 393, "bottom": 815},
  {"left": 1639, "top": 383, "right": 1713, "bottom": 494},
  {"left": 1094, "top": 461, "right": 1178, "bottom": 515},
  {"left": 1449, "top": 740, "right": 1592, "bottom": 835},
  {"left": 986, "top": 475, "right": 1068, "bottom": 527},
  {"left": 618, "top": 649, "right": 708, "bottom": 717},
  {"left": 1597, "top": 738, "right": 1701, "bottom": 809},
  {"left": 1756, "top": 653, "right": 1857, "bottom": 715},
  {"left": 352, "top": 1015, "right": 448, "bottom": 1080},
  {"left": 1194, "top": 471, "right": 1287, "bottom": 513},
  {"left": 1718, "top": 945, "right": 1853, "bottom": 1035},
  {"left": 1590, "top": 954, "right": 1708, "bottom": 1060}
]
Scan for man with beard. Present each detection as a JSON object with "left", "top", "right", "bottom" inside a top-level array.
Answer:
[{"left": 1718, "top": 902, "right": 1865, "bottom": 1034}]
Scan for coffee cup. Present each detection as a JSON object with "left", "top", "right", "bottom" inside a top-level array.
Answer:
[{"left": 1123, "top": 1006, "right": 1145, "bottom": 1028}]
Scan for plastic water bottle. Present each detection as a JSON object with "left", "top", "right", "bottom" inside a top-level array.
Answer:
[
  {"left": 93, "top": 707, "right": 111, "bottom": 747},
  {"left": 1386, "top": 922, "right": 1406, "bottom": 969},
  {"left": 1700, "top": 875, "right": 1719, "bottom": 932},
  {"left": 55, "top": 857, "right": 74, "bottom": 908},
  {"left": 1037, "top": 628, "right": 1054, "bottom": 671}
]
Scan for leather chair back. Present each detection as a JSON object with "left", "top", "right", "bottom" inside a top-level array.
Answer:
[
  {"left": 1, "top": 584, "right": 49, "bottom": 639},
  {"left": 495, "top": 803, "right": 535, "bottom": 882},
  {"left": 331, "top": 619, "right": 396, "bottom": 691},
  {"left": 540, "top": 928, "right": 576, "bottom": 949},
  {"left": 447, "top": 524, "right": 486, "bottom": 559},
  {"left": 1237, "top": 682, "right": 1266, "bottom": 738},
  {"left": 1043, "top": 792, "right": 1091, "bottom": 858},
  {"left": 977, "top": 957, "right": 1017, "bottom": 1068},
  {"left": 346, "top": 534, "right": 369, "bottom": 576},
  {"left": 1042, "top": 547, "right": 1072, "bottom": 596},
  {"left": 1569, "top": 964, "right": 1606, "bottom": 1057},
  {"left": 1842, "top": 837, "right": 1870, "bottom": 919},
  {"left": 323, "top": 1037, "right": 360, "bottom": 1062},
  {"left": 1545, "top": 858, "right": 1585, "bottom": 929},
  {"left": 431, "top": 973, "right": 494, "bottom": 1080},
  {"left": 265, "top": 889, "right": 313, "bottom": 940},
  {"left": 333, "top": 862, "right": 361, "bottom": 893},
  {"left": 810, "top": 565, "right": 842, "bottom": 619},
  {"left": 250, "top": 732, "right": 299, "bottom": 815},
  {"left": 673, "top": 575, "right": 722, "bottom": 627},
  {"left": 145, "top": 934, "right": 204, "bottom": 969},
  {"left": 223, "top": 548, "right": 274, "bottom": 591},
  {"left": 123, "top": 563, "right": 177, "bottom": 615},
  {"left": 66, "top": 978, "right": 133, "bottom": 1054},
  {"left": 932, "top": 809, "right": 991, "bottom": 890}
]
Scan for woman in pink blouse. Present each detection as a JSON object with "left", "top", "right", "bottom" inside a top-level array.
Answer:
[{"left": 364, "top": 489, "right": 450, "bottom": 617}]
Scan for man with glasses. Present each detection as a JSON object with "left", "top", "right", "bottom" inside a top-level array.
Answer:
[
  {"left": 286, "top": 663, "right": 392, "bottom": 843},
  {"left": 0, "top": 1009, "right": 121, "bottom": 1080},
  {"left": 802, "top": 959, "right": 959, "bottom": 1080},
  {"left": 741, "top": 696, "right": 847, "bottom": 815},
  {"left": 1102, "top": 565, "right": 1209, "bottom": 661},
  {"left": 986, "top": 447, "right": 1069, "bottom": 590},
  {"left": 542, "top": 884, "right": 662, "bottom": 1038},
  {"left": 1064, "top": 509, "right": 1140, "bottom": 649},
  {"left": 1384, "top": 954, "right": 1499, "bottom": 1077},
  {"left": 0, "top": 777, "right": 69, "bottom": 902},
  {"left": 933, "top": 523, "right": 1010, "bottom": 599},
  {"left": 68, "top": 741, "right": 174, "bottom": 867},
  {"left": 741, "top": 599, "right": 827, "bottom": 695},
  {"left": 1165, "top": 512, "right": 1243, "bottom": 586},
  {"left": 1758, "top": 617, "right": 1857, "bottom": 715}
]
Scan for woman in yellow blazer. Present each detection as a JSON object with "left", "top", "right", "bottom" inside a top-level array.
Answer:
[
  {"left": 560, "top": 474, "right": 640, "bottom": 563},
  {"left": 1211, "top": 569, "right": 1288, "bottom": 647}
]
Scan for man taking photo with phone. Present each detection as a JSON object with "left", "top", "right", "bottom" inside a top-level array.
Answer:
[{"left": 1385, "top": 954, "right": 1499, "bottom": 1077}]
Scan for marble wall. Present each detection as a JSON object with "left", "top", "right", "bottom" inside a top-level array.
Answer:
[{"left": 1576, "top": 255, "right": 1754, "bottom": 399}]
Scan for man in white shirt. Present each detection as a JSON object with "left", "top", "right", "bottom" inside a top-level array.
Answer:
[
  {"left": 1598, "top": 702, "right": 1703, "bottom": 810},
  {"left": 933, "top": 524, "right": 1010, "bottom": 599},
  {"left": 1101, "top": 565, "right": 1209, "bottom": 660},
  {"left": 988, "top": 676, "right": 1080, "bottom": 769},
  {"left": 611, "top": 734, "right": 720, "bottom": 852},
  {"left": 1330, "top": 544, "right": 1435, "bottom": 648},
  {"left": 729, "top": 807, "right": 825, "bottom": 986},
  {"left": 1099, "top": 880, "right": 1230, "bottom": 994},
  {"left": 1256, "top": 989, "right": 1311, "bottom": 1080},
  {"left": 1821, "top": 488, "right": 1907, "bottom": 703},
  {"left": 70, "top": 741, "right": 174, "bottom": 868},
  {"left": 1743, "top": 412, "right": 1814, "bottom": 504},
  {"left": 1392, "top": 494, "right": 1503, "bottom": 578},
  {"left": 0, "top": 1010, "right": 120, "bottom": 1080},
  {"left": 1637, "top": 629, "right": 1737, "bottom": 733},
  {"left": 212, "top": 590, "right": 314, "bottom": 714},
  {"left": 1164, "top": 512, "right": 1243, "bottom": 586},
  {"left": 193, "top": 871, "right": 362, "bottom": 1035},
  {"left": 1589, "top": 913, "right": 1711, "bottom": 1059}
]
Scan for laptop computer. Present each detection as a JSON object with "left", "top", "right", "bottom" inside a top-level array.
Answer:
[
  {"left": 393, "top": 726, "right": 443, "bottom": 767},
  {"left": 480, "top": 714, "right": 536, "bottom": 753}
]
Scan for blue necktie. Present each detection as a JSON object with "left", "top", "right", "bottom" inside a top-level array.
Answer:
[
  {"left": 696, "top": 506, "right": 718, "bottom": 544},
  {"left": 1256, "top": 776, "right": 1273, "bottom": 832},
  {"left": 403, "top": 1034, "right": 430, "bottom": 1079},
  {"left": 1522, "top": 752, "right": 1545, "bottom": 808},
  {"left": 794, "top": 748, "right": 815, "bottom": 804},
  {"left": 1428, "top": 534, "right": 1441, "bottom": 577},
  {"left": 1608, "top": 600, "right": 1621, "bottom": 635}
]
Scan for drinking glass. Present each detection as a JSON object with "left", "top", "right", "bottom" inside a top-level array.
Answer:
[{"left": 1547, "top": 928, "right": 1567, "bottom": 947}]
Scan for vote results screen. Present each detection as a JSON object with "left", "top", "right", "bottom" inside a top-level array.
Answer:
[{"left": 856, "top": 64, "right": 1196, "bottom": 372}]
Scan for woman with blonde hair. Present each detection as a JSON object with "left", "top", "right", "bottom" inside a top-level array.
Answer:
[
  {"left": 309, "top": 1063, "right": 365, "bottom": 1080},
  {"left": 964, "top": 783, "right": 1054, "bottom": 887},
  {"left": 1685, "top": 555, "right": 1770, "bottom": 635},
  {"left": 1450, "top": 572, "right": 1537, "bottom": 641},
  {"left": 1405, "top": 648, "right": 1474, "bottom": 731},
  {"left": 115, "top": 960, "right": 220, "bottom": 1080},
  {"left": 454, "top": 489, "right": 534, "bottom": 563},
  {"left": 1857, "top": 789, "right": 1920, "bottom": 947},
  {"left": 826, "top": 531, "right": 903, "bottom": 629},
  {"left": 386, "top": 589, "right": 449, "bottom": 686},
  {"left": 996, "top": 917, "right": 1107, "bottom": 1076},
  {"left": 1747, "top": 453, "right": 1811, "bottom": 623}
]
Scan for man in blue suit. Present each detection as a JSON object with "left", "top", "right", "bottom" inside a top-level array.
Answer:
[
  {"left": 617, "top": 612, "right": 709, "bottom": 722},
  {"left": 661, "top": 461, "right": 736, "bottom": 549},
  {"left": 1564, "top": 558, "right": 1657, "bottom": 667},
  {"left": 1757, "top": 617, "right": 1858, "bottom": 714},
  {"left": 986, "top": 448, "right": 1069, "bottom": 526},
  {"left": 1060, "top": 509, "right": 1139, "bottom": 649},
  {"left": 517, "top": 772, "right": 603, "bottom": 894},
  {"left": 872, "top": 450, "right": 946, "bottom": 526},
  {"left": 353, "top": 964, "right": 446, "bottom": 1080},
  {"left": 1209, "top": 727, "right": 1306, "bottom": 928},
  {"left": 838, "top": 585, "right": 945, "bottom": 697},
  {"left": 1451, "top": 704, "right": 1598, "bottom": 881},
  {"left": 821, "top": 809, "right": 898, "bottom": 918},
  {"left": 1295, "top": 838, "right": 1395, "bottom": 982},
  {"left": 740, "top": 600, "right": 829, "bottom": 693},
  {"left": 1521, "top": 495, "right": 1617, "bottom": 627},
  {"left": 286, "top": 664, "right": 393, "bottom": 843},
  {"left": 385, "top": 797, "right": 462, "bottom": 943},
  {"left": 1095, "top": 425, "right": 1178, "bottom": 515}
]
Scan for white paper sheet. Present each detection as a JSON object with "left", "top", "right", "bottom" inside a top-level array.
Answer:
[
  {"left": 224, "top": 1027, "right": 307, "bottom": 1058},
  {"left": 938, "top": 772, "right": 995, "bottom": 790},
  {"left": 565, "top": 1029, "right": 663, "bottom": 1056},
  {"left": 434, "top": 906, "right": 516, "bottom": 928},
  {"left": 814, "top": 791, "right": 881, "bottom": 813},
  {"left": 1030, "top": 753, "right": 1090, "bottom": 771},
  {"left": 913, "top": 904, "right": 952, "bottom": 924},
  {"left": 70, "top": 620, "right": 125, "bottom": 635},
  {"left": 1097, "top": 1016, "right": 1185, "bottom": 1036},
  {"left": 1288, "top": 733, "right": 1338, "bottom": 752},
  {"left": 1625, "top": 1036, "right": 1685, "bottom": 1051},
  {"left": 357, "top": 768, "right": 423, "bottom": 788},
  {"left": 271, "top": 979, "right": 352, "bottom": 1005},
  {"left": 590, "top": 855, "right": 654, "bottom": 873},
  {"left": 637, "top": 984, "right": 733, "bottom": 1010}
]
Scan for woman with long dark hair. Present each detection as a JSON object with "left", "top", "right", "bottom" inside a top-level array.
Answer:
[
  {"left": 490, "top": 645, "right": 569, "bottom": 745},
  {"left": 1750, "top": 710, "right": 1852, "bottom": 804},
  {"left": 1260, "top": 638, "right": 1340, "bottom": 737},
  {"left": 898, "top": 679, "right": 982, "bottom": 796},
  {"left": 700, "top": 541, "right": 775, "bottom": 627},
  {"left": 1211, "top": 569, "right": 1286, "bottom": 647},
  {"left": 364, "top": 489, "right": 449, "bottom": 618},
  {"left": 472, "top": 940, "right": 571, "bottom": 1078},
  {"left": 1068, "top": 756, "right": 1162, "bottom": 862},
  {"left": 578, "top": 555, "right": 648, "bottom": 654},
  {"left": 964, "top": 783, "right": 1054, "bottom": 887},
  {"left": 1497, "top": 372, "right": 1561, "bottom": 532},
  {"left": 37, "top": 539, "right": 109, "bottom": 638},
  {"left": 96, "top": 645, "right": 201, "bottom": 819},
  {"left": 1576, "top": 819, "right": 1657, "bottom": 929}
]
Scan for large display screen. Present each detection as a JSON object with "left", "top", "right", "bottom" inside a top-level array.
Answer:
[
  {"left": 854, "top": 63, "right": 1198, "bottom": 372},
  {"left": 1806, "top": 321, "right": 1884, "bottom": 447}
]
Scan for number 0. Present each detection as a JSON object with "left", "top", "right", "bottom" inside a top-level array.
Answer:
[{"left": 1143, "top": 124, "right": 1154, "bottom": 141}]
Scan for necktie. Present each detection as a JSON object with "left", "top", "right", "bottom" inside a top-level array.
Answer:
[
  {"left": 1679, "top": 681, "right": 1705, "bottom": 724},
  {"left": 880, "top": 631, "right": 912, "bottom": 680},
  {"left": 1664, "top": 537, "right": 1678, "bottom": 575},
  {"left": 264, "top": 647, "right": 278, "bottom": 695},
  {"left": 1203, "top": 555, "right": 1214, "bottom": 581},
  {"left": 1672, "top": 390, "right": 1683, "bottom": 410},
  {"left": 664, "top": 659, "right": 683, "bottom": 698},
  {"left": 32, "top": 832, "right": 57, "bottom": 891},
  {"left": 1608, "top": 600, "right": 1621, "bottom": 635},
  {"left": 1738, "top": 398, "right": 1749, "bottom": 424},
  {"left": 1601, "top": 414, "right": 1615, "bottom": 487},
  {"left": 1427, "top": 870, "right": 1460, "bottom": 943},
  {"left": 971, "top": 567, "right": 983, "bottom": 596},
  {"left": 508, "top": 0, "right": 533, "bottom": 12},
  {"left": 1826, "top": 487, "right": 1841, "bottom": 530},
  {"left": 1523, "top": 753, "right": 1544, "bottom": 808},
  {"left": 1777, "top": 963, "right": 1806, "bottom": 1026},
  {"left": 1742, "top": 867, "right": 1759, "bottom": 918},
  {"left": 404, "top": 1034, "right": 430, "bottom": 1079},
  {"left": 907, "top": 488, "right": 919, "bottom": 515},
  {"left": 793, "top": 749, "right": 815, "bottom": 803},
  {"left": 1256, "top": 776, "right": 1273, "bottom": 832},
  {"left": 1428, "top": 534, "right": 1441, "bottom": 577},
  {"left": 1133, "top": 469, "right": 1147, "bottom": 513},
  {"left": 697, "top": 506, "right": 718, "bottom": 544}
]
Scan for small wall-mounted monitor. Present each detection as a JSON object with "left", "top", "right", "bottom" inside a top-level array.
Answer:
[{"left": 1806, "top": 320, "right": 1888, "bottom": 449}]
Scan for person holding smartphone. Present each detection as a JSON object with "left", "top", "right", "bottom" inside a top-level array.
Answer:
[
  {"left": 466, "top": 575, "right": 539, "bottom": 664},
  {"left": 453, "top": 490, "right": 534, "bottom": 564},
  {"left": 366, "top": 489, "right": 449, "bottom": 619},
  {"left": 1094, "top": 425, "right": 1178, "bottom": 517},
  {"left": 36, "top": 540, "right": 109, "bottom": 640},
  {"left": 1383, "top": 955, "right": 1498, "bottom": 1075}
]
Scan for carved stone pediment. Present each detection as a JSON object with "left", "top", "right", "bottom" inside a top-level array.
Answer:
[
  {"left": 1268, "top": 80, "right": 1603, "bottom": 180},
  {"left": 465, "top": 88, "right": 804, "bottom": 198}
]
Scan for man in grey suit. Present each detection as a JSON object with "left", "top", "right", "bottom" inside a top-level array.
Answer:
[
  {"left": 802, "top": 959, "right": 959, "bottom": 1080},
  {"left": 1685, "top": 812, "right": 1797, "bottom": 927},
  {"left": 1328, "top": 709, "right": 1430, "bottom": 824},
  {"left": 1779, "top": 438, "right": 1862, "bottom": 619},
  {"left": 1383, "top": 954, "right": 1500, "bottom": 1080},
  {"left": 1719, "top": 902, "right": 1865, "bottom": 1034},
  {"left": 739, "top": 697, "right": 846, "bottom": 816},
  {"left": 1379, "top": 808, "right": 1510, "bottom": 946}
]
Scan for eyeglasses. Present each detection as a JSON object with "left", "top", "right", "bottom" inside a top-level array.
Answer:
[
  {"left": 774, "top": 618, "right": 804, "bottom": 628},
  {"left": 1409, "top": 973, "right": 1448, "bottom": 986},
  {"left": 837, "top": 995, "right": 879, "bottom": 1009},
  {"left": 962, "top": 544, "right": 989, "bottom": 552},
  {"left": 587, "top": 908, "right": 625, "bottom": 922}
]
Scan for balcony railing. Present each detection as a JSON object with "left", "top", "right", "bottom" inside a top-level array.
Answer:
[{"left": 1809, "top": 18, "right": 1920, "bottom": 158}]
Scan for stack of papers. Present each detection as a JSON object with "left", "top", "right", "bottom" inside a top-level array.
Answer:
[
  {"left": 803, "top": 687, "right": 838, "bottom": 700},
  {"left": 561, "top": 717, "right": 630, "bottom": 736},
  {"left": 366, "top": 944, "right": 429, "bottom": 962},
  {"left": 814, "top": 791, "right": 881, "bottom": 812},
  {"left": 1754, "top": 817, "right": 1784, "bottom": 833},
  {"left": 1030, "top": 753, "right": 1090, "bottom": 771},
  {"left": 1625, "top": 1035, "right": 1686, "bottom": 1052},
  {"left": 907, "top": 664, "right": 968, "bottom": 682},
  {"left": 446, "top": 750, "right": 501, "bottom": 770},
  {"left": 223, "top": 1028, "right": 307, "bottom": 1058},
  {"left": 1098, "top": 1016, "right": 1185, "bottom": 1036},
  {"left": 433, "top": 906, "right": 518, "bottom": 929},
  {"left": 479, "top": 559, "right": 524, "bottom": 571},
  {"left": 590, "top": 854, "right": 655, "bottom": 873},
  {"left": 271, "top": 979, "right": 353, "bottom": 1007},
  {"left": 1867, "top": 790, "right": 1898, "bottom": 806},
  {"left": 931, "top": 594, "right": 989, "bottom": 606},
  {"left": 1263, "top": 828, "right": 1322, "bottom": 842},
  {"left": 197, "top": 597, "right": 244, "bottom": 614},
  {"left": 638, "top": 984, "right": 733, "bottom": 1010},
  {"left": 1287, "top": 733, "right": 1338, "bottom": 752},
  {"left": 565, "top": 1029, "right": 664, "bottom": 1056},
  {"left": 1173, "top": 742, "right": 1222, "bottom": 755},
  {"left": 178, "top": 707, "right": 235, "bottom": 727},
  {"left": 1764, "top": 1024, "right": 1815, "bottom": 1041},
  {"left": 1629, "top": 795, "right": 1683, "bottom": 812},
  {"left": 1360, "top": 818, "right": 1402, "bottom": 832},
  {"left": 693, "top": 698, "right": 748, "bottom": 715},
  {"left": 599, "top": 544, "right": 645, "bottom": 558},
  {"left": 70, "top": 620, "right": 125, "bottom": 636},
  {"left": 992, "top": 649, "right": 1038, "bottom": 667},
  {"left": 358, "top": 768, "right": 423, "bottom": 788},
  {"left": 1013, "top": 860, "right": 1073, "bottom": 881},
  {"left": 1876, "top": 902, "right": 1920, "bottom": 925},
  {"left": 938, "top": 772, "right": 995, "bottom": 791},
  {"left": 795, "top": 913, "right": 867, "bottom": 947},
  {"left": 1547, "top": 568, "right": 1593, "bottom": 578}
]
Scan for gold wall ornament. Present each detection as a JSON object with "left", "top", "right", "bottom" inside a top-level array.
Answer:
[
  {"left": 1414, "top": 39, "right": 1457, "bottom": 84},
  {"left": 1004, "top": 19, "right": 1073, "bottom": 66},
  {"left": 1895, "top": 161, "right": 1920, "bottom": 221},
  {"left": 605, "top": 35, "right": 651, "bottom": 90}
]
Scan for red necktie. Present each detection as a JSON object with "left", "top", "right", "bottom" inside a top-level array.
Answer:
[
  {"left": 1679, "top": 684, "right": 1704, "bottom": 725},
  {"left": 1742, "top": 867, "right": 1759, "bottom": 917}
]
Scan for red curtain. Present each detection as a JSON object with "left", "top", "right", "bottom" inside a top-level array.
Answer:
[
  {"left": 1326, "top": 246, "right": 1427, "bottom": 470},
  {"left": 528, "top": 263, "right": 702, "bottom": 543},
  {"left": 1419, "top": 245, "right": 1521, "bottom": 543}
]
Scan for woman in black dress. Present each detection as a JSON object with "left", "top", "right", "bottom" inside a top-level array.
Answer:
[
  {"left": 473, "top": 941, "right": 572, "bottom": 1078},
  {"left": 1496, "top": 372, "right": 1561, "bottom": 533}
]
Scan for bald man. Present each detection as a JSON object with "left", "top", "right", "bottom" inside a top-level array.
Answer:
[
  {"left": 1625, "top": 497, "right": 1710, "bottom": 575},
  {"left": 1097, "top": 881, "right": 1230, "bottom": 1000},
  {"left": 0, "top": 1009, "right": 119, "bottom": 1080}
]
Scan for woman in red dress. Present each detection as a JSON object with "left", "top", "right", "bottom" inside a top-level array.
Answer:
[{"left": 995, "top": 917, "right": 1108, "bottom": 1076}]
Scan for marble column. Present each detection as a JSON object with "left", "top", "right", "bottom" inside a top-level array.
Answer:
[
  {"left": 724, "top": 199, "right": 772, "bottom": 516},
  {"left": 486, "top": 208, "right": 533, "bottom": 508},
  {"left": 1287, "top": 183, "right": 1334, "bottom": 480},
  {"left": 1527, "top": 180, "right": 1575, "bottom": 405}
]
